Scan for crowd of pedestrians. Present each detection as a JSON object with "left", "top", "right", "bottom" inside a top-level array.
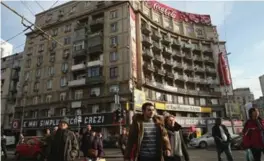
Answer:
[{"left": 2, "top": 103, "right": 264, "bottom": 161}]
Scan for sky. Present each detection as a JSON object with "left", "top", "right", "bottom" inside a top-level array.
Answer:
[{"left": 1, "top": 0, "right": 264, "bottom": 99}]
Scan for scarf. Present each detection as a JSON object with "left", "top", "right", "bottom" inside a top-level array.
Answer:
[{"left": 174, "top": 131, "right": 183, "bottom": 157}]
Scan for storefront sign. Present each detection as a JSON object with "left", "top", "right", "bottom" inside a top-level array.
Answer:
[
  {"left": 22, "top": 113, "right": 113, "bottom": 128},
  {"left": 134, "top": 89, "right": 146, "bottom": 110},
  {"left": 175, "top": 117, "right": 207, "bottom": 127},
  {"left": 12, "top": 119, "right": 20, "bottom": 130},
  {"left": 166, "top": 104, "right": 201, "bottom": 112}
]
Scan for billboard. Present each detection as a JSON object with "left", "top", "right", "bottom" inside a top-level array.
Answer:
[{"left": 129, "top": 7, "right": 137, "bottom": 79}]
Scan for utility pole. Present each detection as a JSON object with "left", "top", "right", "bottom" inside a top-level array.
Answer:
[{"left": 114, "top": 90, "right": 122, "bottom": 135}]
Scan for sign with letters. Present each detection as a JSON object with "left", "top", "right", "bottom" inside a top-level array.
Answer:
[
  {"left": 166, "top": 104, "right": 201, "bottom": 113},
  {"left": 22, "top": 113, "right": 114, "bottom": 128},
  {"left": 175, "top": 117, "right": 207, "bottom": 127}
]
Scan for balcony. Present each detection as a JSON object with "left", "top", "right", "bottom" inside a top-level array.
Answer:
[
  {"left": 156, "top": 69, "right": 165, "bottom": 76},
  {"left": 152, "top": 42, "right": 162, "bottom": 52},
  {"left": 141, "top": 24, "right": 151, "bottom": 35},
  {"left": 87, "top": 60, "right": 103, "bottom": 67},
  {"left": 142, "top": 50, "right": 153, "bottom": 58},
  {"left": 193, "top": 46, "right": 202, "bottom": 52},
  {"left": 72, "top": 49, "right": 87, "bottom": 58},
  {"left": 12, "top": 73, "right": 19, "bottom": 80},
  {"left": 161, "top": 35, "right": 171, "bottom": 45},
  {"left": 205, "top": 67, "right": 216, "bottom": 73},
  {"left": 174, "top": 63, "right": 183, "bottom": 69},
  {"left": 172, "top": 52, "right": 183, "bottom": 58},
  {"left": 182, "top": 44, "right": 193, "bottom": 50},
  {"left": 171, "top": 40, "right": 181, "bottom": 48},
  {"left": 71, "top": 63, "right": 86, "bottom": 71},
  {"left": 164, "top": 59, "right": 173, "bottom": 67},
  {"left": 208, "top": 79, "right": 219, "bottom": 84},
  {"left": 143, "top": 63, "right": 155, "bottom": 72},
  {"left": 175, "top": 74, "right": 184, "bottom": 81},
  {"left": 165, "top": 72, "right": 174, "bottom": 79},
  {"left": 184, "top": 54, "right": 192, "bottom": 60},
  {"left": 151, "top": 31, "right": 161, "bottom": 41},
  {"left": 88, "top": 44, "right": 103, "bottom": 54},
  {"left": 90, "top": 18, "right": 104, "bottom": 31},
  {"left": 184, "top": 65, "right": 193, "bottom": 71},
  {"left": 68, "top": 78, "right": 86, "bottom": 87},
  {"left": 142, "top": 36, "right": 152, "bottom": 47},
  {"left": 194, "top": 66, "right": 205, "bottom": 72},
  {"left": 87, "top": 31, "right": 103, "bottom": 39},
  {"left": 153, "top": 55, "right": 163, "bottom": 63},
  {"left": 194, "top": 77, "right": 200, "bottom": 83},
  {"left": 204, "top": 56, "right": 214, "bottom": 63},
  {"left": 203, "top": 48, "right": 213, "bottom": 53},
  {"left": 86, "top": 76, "right": 104, "bottom": 85},
  {"left": 73, "top": 28, "right": 86, "bottom": 41},
  {"left": 71, "top": 101, "right": 82, "bottom": 108},
  {"left": 163, "top": 47, "right": 172, "bottom": 56},
  {"left": 193, "top": 55, "right": 203, "bottom": 61}
]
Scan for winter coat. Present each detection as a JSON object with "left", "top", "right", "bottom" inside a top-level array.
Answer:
[
  {"left": 212, "top": 124, "right": 231, "bottom": 147},
  {"left": 119, "top": 134, "right": 128, "bottom": 151},
  {"left": 124, "top": 114, "right": 171, "bottom": 161},
  {"left": 166, "top": 122, "right": 190, "bottom": 161},
  {"left": 48, "top": 129, "right": 79, "bottom": 161},
  {"left": 81, "top": 131, "right": 93, "bottom": 152},
  {"left": 243, "top": 118, "right": 264, "bottom": 149}
]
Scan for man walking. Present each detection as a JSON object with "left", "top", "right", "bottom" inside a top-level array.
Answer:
[
  {"left": 212, "top": 118, "right": 234, "bottom": 161},
  {"left": 1, "top": 133, "right": 7, "bottom": 159},
  {"left": 47, "top": 118, "right": 79, "bottom": 161},
  {"left": 119, "top": 128, "right": 128, "bottom": 155},
  {"left": 124, "top": 102, "right": 171, "bottom": 161},
  {"left": 81, "top": 124, "right": 93, "bottom": 160}
]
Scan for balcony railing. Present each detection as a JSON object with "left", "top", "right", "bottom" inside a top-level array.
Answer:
[
  {"left": 142, "top": 50, "right": 153, "bottom": 58},
  {"left": 153, "top": 55, "right": 163, "bottom": 63},
  {"left": 163, "top": 47, "right": 172, "bottom": 55},
  {"left": 166, "top": 72, "right": 174, "bottom": 78},
  {"left": 151, "top": 31, "right": 161, "bottom": 40},
  {"left": 204, "top": 56, "right": 214, "bottom": 62},
  {"left": 182, "top": 44, "right": 193, "bottom": 50},
  {"left": 161, "top": 35, "right": 171, "bottom": 45},
  {"left": 90, "top": 18, "right": 104, "bottom": 26},
  {"left": 72, "top": 49, "right": 87, "bottom": 58},
  {"left": 142, "top": 36, "right": 152, "bottom": 46},
  {"left": 193, "top": 55, "right": 203, "bottom": 61},
  {"left": 164, "top": 59, "right": 173, "bottom": 66},
  {"left": 193, "top": 45, "right": 202, "bottom": 52},
  {"left": 171, "top": 40, "right": 181, "bottom": 48},
  {"left": 86, "top": 76, "right": 104, "bottom": 85},
  {"left": 87, "top": 60, "right": 103, "bottom": 67},
  {"left": 205, "top": 67, "right": 216, "bottom": 73},
  {"left": 143, "top": 63, "right": 155, "bottom": 72},
  {"left": 141, "top": 24, "right": 151, "bottom": 35},
  {"left": 68, "top": 78, "right": 86, "bottom": 87},
  {"left": 71, "top": 63, "right": 86, "bottom": 71},
  {"left": 152, "top": 42, "right": 162, "bottom": 52}
]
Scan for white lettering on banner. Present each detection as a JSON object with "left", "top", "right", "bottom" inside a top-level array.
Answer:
[
  {"left": 166, "top": 104, "right": 201, "bottom": 112},
  {"left": 175, "top": 118, "right": 207, "bottom": 127},
  {"left": 84, "top": 116, "right": 105, "bottom": 124},
  {"left": 153, "top": 3, "right": 178, "bottom": 19},
  {"left": 39, "top": 119, "right": 60, "bottom": 127}
]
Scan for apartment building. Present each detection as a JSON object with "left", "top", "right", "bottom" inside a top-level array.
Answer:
[
  {"left": 1, "top": 52, "right": 22, "bottom": 132},
  {"left": 14, "top": 1, "right": 229, "bottom": 136}
]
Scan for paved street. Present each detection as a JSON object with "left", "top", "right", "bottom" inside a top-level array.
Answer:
[{"left": 4, "top": 148, "right": 264, "bottom": 161}]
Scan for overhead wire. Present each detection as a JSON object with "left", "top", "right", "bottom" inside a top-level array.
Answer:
[
  {"left": 20, "top": 0, "right": 35, "bottom": 17},
  {"left": 34, "top": 0, "right": 45, "bottom": 11}
]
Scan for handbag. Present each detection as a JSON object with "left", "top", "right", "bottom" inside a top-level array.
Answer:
[
  {"left": 245, "top": 149, "right": 254, "bottom": 161},
  {"left": 88, "top": 149, "right": 98, "bottom": 158}
]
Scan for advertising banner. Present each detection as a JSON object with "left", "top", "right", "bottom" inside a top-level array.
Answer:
[
  {"left": 134, "top": 89, "right": 146, "bottom": 110},
  {"left": 22, "top": 113, "right": 114, "bottom": 129},
  {"left": 129, "top": 7, "right": 137, "bottom": 79}
]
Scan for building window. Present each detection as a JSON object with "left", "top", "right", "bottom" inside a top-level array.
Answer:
[
  {"left": 39, "top": 44, "right": 44, "bottom": 52},
  {"left": 60, "top": 108, "right": 66, "bottom": 116},
  {"left": 74, "top": 41, "right": 84, "bottom": 51},
  {"left": 32, "top": 111, "right": 38, "bottom": 118},
  {"left": 70, "top": 6, "right": 76, "bottom": 14},
  {"left": 64, "top": 24, "right": 71, "bottom": 32},
  {"left": 109, "top": 85, "right": 119, "bottom": 93},
  {"left": 110, "top": 36, "right": 118, "bottom": 46},
  {"left": 60, "top": 92, "right": 66, "bottom": 101},
  {"left": 33, "top": 96, "right": 40, "bottom": 105},
  {"left": 88, "top": 67, "right": 100, "bottom": 77},
  {"left": 189, "top": 97, "right": 195, "bottom": 105},
  {"left": 74, "top": 90, "right": 83, "bottom": 100},
  {"left": 167, "top": 94, "right": 172, "bottom": 102},
  {"left": 51, "top": 41, "right": 57, "bottom": 49},
  {"left": 52, "top": 28, "right": 58, "bottom": 36},
  {"left": 92, "top": 105, "right": 99, "bottom": 113},
  {"left": 26, "top": 59, "right": 31, "bottom": 68},
  {"left": 110, "top": 67, "right": 118, "bottom": 78},
  {"left": 61, "top": 63, "right": 68, "bottom": 72},
  {"left": 36, "top": 69, "right": 41, "bottom": 78},
  {"left": 110, "top": 10, "right": 118, "bottom": 19},
  {"left": 37, "top": 56, "right": 43, "bottom": 65},
  {"left": 34, "top": 82, "right": 40, "bottom": 90},
  {"left": 48, "top": 66, "right": 55, "bottom": 76},
  {"left": 200, "top": 98, "right": 206, "bottom": 105},
  {"left": 23, "top": 85, "right": 28, "bottom": 93},
  {"left": 110, "top": 22, "right": 118, "bottom": 32},
  {"left": 64, "top": 37, "right": 71, "bottom": 45},
  {"left": 211, "top": 98, "right": 218, "bottom": 105},
  {"left": 60, "top": 76, "right": 67, "bottom": 87},
  {"left": 90, "top": 87, "right": 100, "bottom": 97},
  {"left": 178, "top": 96, "right": 184, "bottom": 104},
  {"left": 25, "top": 71, "right": 29, "bottom": 80},
  {"left": 110, "top": 51, "right": 118, "bottom": 62},
  {"left": 63, "top": 49, "right": 70, "bottom": 59},
  {"left": 47, "top": 80, "right": 52, "bottom": 89},
  {"left": 46, "top": 95, "right": 52, "bottom": 103}
]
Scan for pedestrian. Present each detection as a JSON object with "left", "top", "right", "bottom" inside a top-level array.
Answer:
[
  {"left": 47, "top": 117, "right": 79, "bottom": 161},
  {"left": 243, "top": 107, "right": 264, "bottom": 161},
  {"left": 81, "top": 124, "right": 93, "bottom": 161},
  {"left": 87, "top": 131, "right": 104, "bottom": 161},
  {"left": 74, "top": 131, "right": 81, "bottom": 158},
  {"left": 53, "top": 126, "right": 58, "bottom": 135},
  {"left": 212, "top": 118, "right": 234, "bottom": 161},
  {"left": 42, "top": 128, "right": 52, "bottom": 160},
  {"left": 119, "top": 127, "right": 128, "bottom": 155},
  {"left": 124, "top": 102, "right": 171, "bottom": 161},
  {"left": 165, "top": 115, "right": 190, "bottom": 161},
  {"left": 97, "top": 132, "right": 105, "bottom": 159},
  {"left": 1, "top": 133, "right": 7, "bottom": 159}
]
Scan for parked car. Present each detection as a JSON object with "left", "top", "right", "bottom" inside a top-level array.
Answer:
[
  {"left": 189, "top": 133, "right": 239, "bottom": 149},
  {"left": 15, "top": 136, "right": 44, "bottom": 160}
]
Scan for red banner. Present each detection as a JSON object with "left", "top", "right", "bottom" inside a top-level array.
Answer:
[
  {"left": 218, "top": 52, "right": 232, "bottom": 86},
  {"left": 145, "top": 0, "right": 211, "bottom": 25}
]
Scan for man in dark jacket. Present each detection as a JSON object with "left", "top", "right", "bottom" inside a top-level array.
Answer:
[
  {"left": 119, "top": 127, "right": 128, "bottom": 155},
  {"left": 47, "top": 118, "right": 79, "bottom": 161},
  {"left": 212, "top": 118, "right": 234, "bottom": 161},
  {"left": 165, "top": 115, "right": 190, "bottom": 161},
  {"left": 81, "top": 124, "right": 93, "bottom": 159},
  {"left": 1, "top": 133, "right": 7, "bottom": 159}
]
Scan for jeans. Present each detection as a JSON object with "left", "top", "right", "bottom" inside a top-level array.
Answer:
[
  {"left": 250, "top": 148, "right": 264, "bottom": 161},
  {"left": 216, "top": 143, "right": 234, "bottom": 161}
]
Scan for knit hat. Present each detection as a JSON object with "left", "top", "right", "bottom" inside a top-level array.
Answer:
[{"left": 59, "top": 117, "right": 69, "bottom": 125}]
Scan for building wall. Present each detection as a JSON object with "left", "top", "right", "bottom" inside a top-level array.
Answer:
[
  {"left": 1, "top": 53, "right": 22, "bottom": 130},
  {"left": 259, "top": 74, "right": 264, "bottom": 96}
]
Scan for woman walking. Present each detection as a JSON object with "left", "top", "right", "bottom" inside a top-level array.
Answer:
[
  {"left": 243, "top": 107, "right": 264, "bottom": 161},
  {"left": 165, "top": 115, "right": 190, "bottom": 161}
]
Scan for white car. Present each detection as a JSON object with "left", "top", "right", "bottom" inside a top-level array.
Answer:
[{"left": 189, "top": 133, "right": 239, "bottom": 149}]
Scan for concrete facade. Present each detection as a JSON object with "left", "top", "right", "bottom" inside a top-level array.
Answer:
[{"left": 259, "top": 74, "right": 264, "bottom": 96}]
